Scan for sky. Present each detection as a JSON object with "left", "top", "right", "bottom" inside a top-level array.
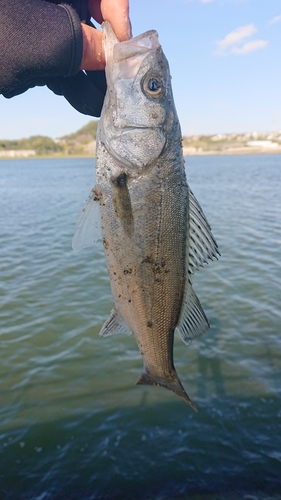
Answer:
[{"left": 1, "top": 0, "right": 281, "bottom": 139}]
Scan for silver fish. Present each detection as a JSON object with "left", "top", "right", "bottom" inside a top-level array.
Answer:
[{"left": 73, "top": 23, "right": 219, "bottom": 411}]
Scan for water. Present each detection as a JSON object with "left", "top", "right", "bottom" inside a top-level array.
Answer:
[{"left": 0, "top": 155, "right": 280, "bottom": 500}]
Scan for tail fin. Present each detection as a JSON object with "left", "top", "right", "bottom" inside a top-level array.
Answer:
[{"left": 136, "top": 371, "right": 198, "bottom": 412}]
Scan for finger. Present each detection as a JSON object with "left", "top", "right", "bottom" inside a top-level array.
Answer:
[
  {"left": 101, "top": 0, "right": 131, "bottom": 41},
  {"left": 89, "top": 0, "right": 131, "bottom": 41},
  {"left": 80, "top": 23, "right": 105, "bottom": 71}
]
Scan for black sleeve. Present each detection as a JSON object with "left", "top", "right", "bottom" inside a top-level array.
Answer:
[{"left": 0, "top": 0, "right": 83, "bottom": 98}]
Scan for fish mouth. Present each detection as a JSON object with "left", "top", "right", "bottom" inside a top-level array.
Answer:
[
  {"left": 114, "top": 29, "right": 160, "bottom": 62},
  {"left": 103, "top": 22, "right": 160, "bottom": 80}
]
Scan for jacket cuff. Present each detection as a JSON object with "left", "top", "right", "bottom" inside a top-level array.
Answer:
[{"left": 59, "top": 4, "right": 83, "bottom": 77}]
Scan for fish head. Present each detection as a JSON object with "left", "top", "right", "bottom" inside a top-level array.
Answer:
[{"left": 99, "top": 22, "right": 178, "bottom": 174}]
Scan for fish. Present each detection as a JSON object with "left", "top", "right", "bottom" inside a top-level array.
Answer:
[{"left": 73, "top": 22, "right": 219, "bottom": 411}]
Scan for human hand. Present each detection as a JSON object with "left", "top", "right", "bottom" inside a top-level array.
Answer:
[
  {"left": 81, "top": 0, "right": 131, "bottom": 71},
  {"left": 48, "top": 0, "right": 130, "bottom": 116}
]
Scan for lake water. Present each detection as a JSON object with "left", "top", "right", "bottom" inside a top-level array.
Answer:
[{"left": 0, "top": 155, "right": 280, "bottom": 500}]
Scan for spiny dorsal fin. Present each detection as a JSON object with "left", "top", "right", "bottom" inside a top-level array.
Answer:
[
  {"left": 72, "top": 188, "right": 101, "bottom": 251},
  {"left": 99, "top": 308, "right": 132, "bottom": 337},
  {"left": 188, "top": 188, "right": 220, "bottom": 275},
  {"left": 176, "top": 281, "right": 209, "bottom": 345}
]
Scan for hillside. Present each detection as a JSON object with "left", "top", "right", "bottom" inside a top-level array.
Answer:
[
  {"left": 0, "top": 121, "right": 99, "bottom": 158},
  {"left": 1, "top": 121, "right": 281, "bottom": 158},
  {"left": 182, "top": 131, "right": 281, "bottom": 156},
  {"left": 57, "top": 121, "right": 99, "bottom": 155}
]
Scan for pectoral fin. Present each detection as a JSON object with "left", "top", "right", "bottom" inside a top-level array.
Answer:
[
  {"left": 111, "top": 173, "right": 134, "bottom": 237},
  {"left": 72, "top": 188, "right": 101, "bottom": 251}
]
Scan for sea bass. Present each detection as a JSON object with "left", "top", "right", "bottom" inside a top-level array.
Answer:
[{"left": 73, "top": 23, "right": 219, "bottom": 411}]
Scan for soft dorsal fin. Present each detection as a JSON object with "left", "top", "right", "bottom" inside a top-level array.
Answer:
[
  {"left": 176, "top": 281, "right": 209, "bottom": 345},
  {"left": 72, "top": 188, "right": 102, "bottom": 251},
  {"left": 176, "top": 188, "right": 219, "bottom": 345},
  {"left": 188, "top": 188, "right": 220, "bottom": 275},
  {"left": 99, "top": 308, "right": 132, "bottom": 337}
]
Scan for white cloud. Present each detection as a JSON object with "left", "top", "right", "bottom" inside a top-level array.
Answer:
[
  {"left": 215, "top": 24, "right": 268, "bottom": 56},
  {"left": 231, "top": 39, "right": 268, "bottom": 54},
  {"left": 216, "top": 24, "right": 256, "bottom": 50},
  {"left": 200, "top": 0, "right": 213, "bottom": 3},
  {"left": 269, "top": 15, "right": 281, "bottom": 24}
]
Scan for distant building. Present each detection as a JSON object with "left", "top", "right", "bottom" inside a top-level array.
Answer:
[
  {"left": 0, "top": 150, "right": 36, "bottom": 158},
  {"left": 247, "top": 140, "right": 279, "bottom": 149}
]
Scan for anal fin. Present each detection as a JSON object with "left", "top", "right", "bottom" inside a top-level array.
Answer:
[{"left": 99, "top": 308, "right": 132, "bottom": 337}]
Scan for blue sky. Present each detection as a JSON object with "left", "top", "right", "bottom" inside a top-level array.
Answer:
[{"left": 0, "top": 0, "right": 280, "bottom": 139}]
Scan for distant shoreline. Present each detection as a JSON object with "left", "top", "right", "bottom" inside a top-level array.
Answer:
[
  {"left": 1, "top": 149, "right": 281, "bottom": 160},
  {"left": 2, "top": 121, "right": 281, "bottom": 159},
  {"left": 0, "top": 154, "right": 94, "bottom": 161},
  {"left": 182, "top": 146, "right": 281, "bottom": 156}
]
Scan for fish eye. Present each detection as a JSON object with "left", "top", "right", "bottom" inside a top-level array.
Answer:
[
  {"left": 142, "top": 73, "right": 165, "bottom": 99},
  {"left": 148, "top": 78, "right": 161, "bottom": 92}
]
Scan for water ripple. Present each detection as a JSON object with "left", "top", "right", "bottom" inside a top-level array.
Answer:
[{"left": 0, "top": 156, "right": 281, "bottom": 499}]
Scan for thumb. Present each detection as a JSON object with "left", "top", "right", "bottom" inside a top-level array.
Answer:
[{"left": 80, "top": 23, "right": 105, "bottom": 71}]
